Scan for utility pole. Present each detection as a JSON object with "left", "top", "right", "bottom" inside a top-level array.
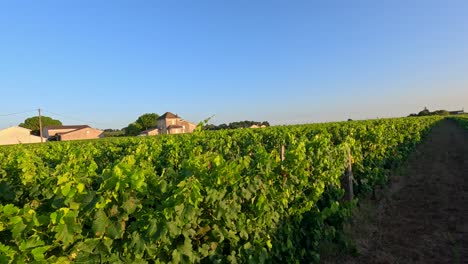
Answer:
[{"left": 38, "top": 108, "right": 43, "bottom": 143}]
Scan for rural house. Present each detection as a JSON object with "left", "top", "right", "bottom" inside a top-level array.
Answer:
[
  {"left": 43, "top": 125, "right": 104, "bottom": 141},
  {"left": 138, "top": 112, "right": 197, "bottom": 136},
  {"left": 139, "top": 112, "right": 197, "bottom": 136},
  {"left": 0, "top": 126, "right": 45, "bottom": 145},
  {"left": 157, "top": 112, "right": 197, "bottom": 134}
]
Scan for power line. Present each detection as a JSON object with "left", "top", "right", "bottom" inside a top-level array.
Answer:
[
  {"left": 43, "top": 110, "right": 107, "bottom": 126},
  {"left": 0, "top": 109, "right": 36, "bottom": 117},
  {"left": 1, "top": 108, "right": 110, "bottom": 127}
]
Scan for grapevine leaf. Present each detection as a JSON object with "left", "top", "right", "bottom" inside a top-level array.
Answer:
[
  {"left": 31, "top": 246, "right": 51, "bottom": 261},
  {"left": 9, "top": 216, "right": 26, "bottom": 239},
  {"left": 55, "top": 216, "right": 79, "bottom": 246},
  {"left": 92, "top": 209, "right": 109, "bottom": 237},
  {"left": 19, "top": 237, "right": 45, "bottom": 251},
  {"left": 3, "top": 204, "right": 19, "bottom": 216}
]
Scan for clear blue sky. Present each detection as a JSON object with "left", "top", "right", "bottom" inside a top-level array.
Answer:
[{"left": 1, "top": 0, "right": 467, "bottom": 129}]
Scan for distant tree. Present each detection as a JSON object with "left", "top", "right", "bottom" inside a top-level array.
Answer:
[
  {"left": 204, "top": 120, "right": 270, "bottom": 130},
  {"left": 124, "top": 123, "right": 142, "bottom": 136},
  {"left": 19, "top": 116, "right": 62, "bottom": 135},
  {"left": 218, "top": 124, "right": 229, "bottom": 130},
  {"left": 136, "top": 113, "right": 159, "bottom": 130},
  {"left": 261, "top": 121, "right": 270, "bottom": 127},
  {"left": 347, "top": 118, "right": 353, "bottom": 121},
  {"left": 203, "top": 124, "right": 218, "bottom": 130},
  {"left": 418, "top": 107, "right": 431, "bottom": 116},
  {"left": 433, "top": 110, "right": 449, "bottom": 116},
  {"left": 124, "top": 113, "right": 160, "bottom": 136},
  {"left": 409, "top": 107, "right": 450, "bottom": 117},
  {"left": 103, "top": 128, "right": 124, "bottom": 137},
  {"left": 409, "top": 107, "right": 451, "bottom": 117}
]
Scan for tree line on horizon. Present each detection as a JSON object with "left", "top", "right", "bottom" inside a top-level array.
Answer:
[
  {"left": 122, "top": 114, "right": 270, "bottom": 136},
  {"left": 14, "top": 113, "right": 270, "bottom": 137},
  {"left": 204, "top": 120, "right": 270, "bottom": 130},
  {"left": 408, "top": 107, "right": 450, "bottom": 117}
]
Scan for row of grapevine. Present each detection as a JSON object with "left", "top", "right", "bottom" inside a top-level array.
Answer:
[
  {"left": 451, "top": 115, "right": 468, "bottom": 130},
  {"left": 0, "top": 116, "right": 442, "bottom": 263}
]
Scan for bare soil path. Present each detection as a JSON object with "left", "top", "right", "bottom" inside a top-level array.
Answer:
[{"left": 336, "top": 119, "right": 468, "bottom": 264}]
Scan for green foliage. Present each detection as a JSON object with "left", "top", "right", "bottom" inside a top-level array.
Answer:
[
  {"left": 451, "top": 116, "right": 468, "bottom": 130},
  {"left": 124, "top": 113, "right": 160, "bottom": 136},
  {"left": 19, "top": 116, "right": 62, "bottom": 135},
  {"left": 205, "top": 120, "right": 270, "bottom": 130},
  {"left": 409, "top": 108, "right": 452, "bottom": 117},
  {"left": 124, "top": 123, "right": 142, "bottom": 136},
  {"left": 103, "top": 130, "right": 125, "bottom": 138},
  {"left": 0, "top": 116, "right": 442, "bottom": 263},
  {"left": 194, "top": 115, "right": 215, "bottom": 133},
  {"left": 433, "top": 110, "right": 449, "bottom": 116},
  {"left": 418, "top": 108, "right": 431, "bottom": 116},
  {"left": 136, "top": 113, "right": 160, "bottom": 130}
]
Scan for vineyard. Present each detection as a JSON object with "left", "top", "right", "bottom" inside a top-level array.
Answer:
[
  {"left": 335, "top": 115, "right": 468, "bottom": 263},
  {"left": 452, "top": 115, "right": 468, "bottom": 130},
  {"left": 0, "top": 116, "right": 445, "bottom": 263}
]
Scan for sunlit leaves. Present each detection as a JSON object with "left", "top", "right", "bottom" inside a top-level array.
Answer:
[{"left": 0, "top": 116, "right": 443, "bottom": 262}]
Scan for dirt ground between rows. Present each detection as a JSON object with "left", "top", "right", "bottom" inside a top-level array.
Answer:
[{"left": 326, "top": 119, "right": 468, "bottom": 264}]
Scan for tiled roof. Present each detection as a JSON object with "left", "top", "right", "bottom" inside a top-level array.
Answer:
[
  {"left": 45, "top": 125, "right": 90, "bottom": 130},
  {"left": 158, "top": 112, "right": 179, "bottom": 119}
]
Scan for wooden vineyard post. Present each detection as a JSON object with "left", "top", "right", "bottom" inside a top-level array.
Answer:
[
  {"left": 281, "top": 145, "right": 285, "bottom": 161},
  {"left": 342, "top": 149, "right": 354, "bottom": 201}
]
